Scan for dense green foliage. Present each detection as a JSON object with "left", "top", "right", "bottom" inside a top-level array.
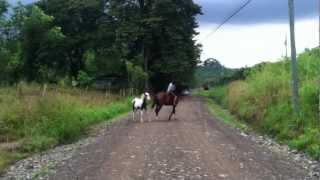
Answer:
[
  {"left": 0, "top": 85, "right": 131, "bottom": 171},
  {"left": 0, "top": 0, "right": 201, "bottom": 91},
  {"left": 0, "top": 0, "right": 202, "bottom": 172},
  {"left": 195, "top": 58, "right": 248, "bottom": 88},
  {"left": 200, "top": 49, "right": 320, "bottom": 160}
]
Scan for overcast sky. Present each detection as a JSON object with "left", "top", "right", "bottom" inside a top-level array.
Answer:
[
  {"left": 196, "top": 0, "right": 317, "bottom": 24},
  {"left": 9, "top": 0, "right": 319, "bottom": 68},
  {"left": 194, "top": 0, "right": 318, "bottom": 68},
  {"left": 8, "top": 0, "right": 35, "bottom": 4}
]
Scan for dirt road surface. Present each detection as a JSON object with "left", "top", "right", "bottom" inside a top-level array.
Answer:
[{"left": 49, "top": 97, "right": 311, "bottom": 180}]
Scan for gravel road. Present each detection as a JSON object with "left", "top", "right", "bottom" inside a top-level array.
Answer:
[
  {"left": 45, "top": 96, "right": 315, "bottom": 180},
  {"left": 2, "top": 96, "right": 318, "bottom": 180}
]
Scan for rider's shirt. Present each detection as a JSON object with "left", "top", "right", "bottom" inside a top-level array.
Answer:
[{"left": 167, "top": 82, "right": 176, "bottom": 93}]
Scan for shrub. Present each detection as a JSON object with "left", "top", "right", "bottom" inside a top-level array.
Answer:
[
  {"left": 200, "top": 48, "right": 320, "bottom": 159},
  {"left": 21, "top": 136, "right": 58, "bottom": 153},
  {"left": 77, "top": 70, "right": 93, "bottom": 87},
  {"left": 290, "top": 129, "right": 320, "bottom": 160},
  {"left": 126, "top": 62, "right": 148, "bottom": 92},
  {"left": 0, "top": 84, "right": 131, "bottom": 171}
]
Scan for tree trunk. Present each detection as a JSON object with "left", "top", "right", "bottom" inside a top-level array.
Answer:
[
  {"left": 69, "top": 48, "right": 84, "bottom": 79},
  {"left": 138, "top": 0, "right": 149, "bottom": 91}
]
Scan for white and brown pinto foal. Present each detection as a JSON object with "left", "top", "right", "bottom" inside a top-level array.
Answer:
[{"left": 132, "top": 92, "right": 151, "bottom": 123}]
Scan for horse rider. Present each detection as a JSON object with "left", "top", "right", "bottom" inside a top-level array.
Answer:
[{"left": 167, "top": 81, "right": 177, "bottom": 101}]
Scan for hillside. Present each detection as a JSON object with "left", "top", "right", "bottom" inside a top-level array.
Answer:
[{"left": 195, "top": 58, "right": 243, "bottom": 87}]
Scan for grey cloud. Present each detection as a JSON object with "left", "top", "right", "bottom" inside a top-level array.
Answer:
[
  {"left": 195, "top": 0, "right": 317, "bottom": 25},
  {"left": 10, "top": 0, "right": 318, "bottom": 25}
]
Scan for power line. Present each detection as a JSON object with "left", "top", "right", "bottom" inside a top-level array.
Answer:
[{"left": 200, "top": 0, "right": 253, "bottom": 43}]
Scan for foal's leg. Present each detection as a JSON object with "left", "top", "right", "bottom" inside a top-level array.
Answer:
[
  {"left": 132, "top": 110, "right": 136, "bottom": 122},
  {"left": 145, "top": 109, "right": 151, "bottom": 122},
  {"left": 140, "top": 110, "right": 144, "bottom": 123}
]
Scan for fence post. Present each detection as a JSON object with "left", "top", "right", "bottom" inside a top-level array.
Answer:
[
  {"left": 41, "top": 84, "right": 47, "bottom": 97},
  {"left": 105, "top": 88, "right": 108, "bottom": 98},
  {"left": 16, "top": 82, "right": 23, "bottom": 98}
]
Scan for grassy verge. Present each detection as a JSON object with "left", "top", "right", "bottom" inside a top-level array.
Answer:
[
  {"left": 0, "top": 151, "right": 28, "bottom": 172},
  {"left": 0, "top": 84, "right": 131, "bottom": 173},
  {"left": 198, "top": 87, "right": 320, "bottom": 160},
  {"left": 196, "top": 91, "right": 248, "bottom": 131},
  {"left": 195, "top": 49, "right": 320, "bottom": 160}
]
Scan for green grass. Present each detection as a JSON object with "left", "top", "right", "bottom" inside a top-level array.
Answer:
[
  {"left": 0, "top": 151, "right": 28, "bottom": 174},
  {"left": 196, "top": 90, "right": 248, "bottom": 131},
  {"left": 0, "top": 84, "right": 132, "bottom": 173},
  {"left": 196, "top": 48, "right": 320, "bottom": 160}
]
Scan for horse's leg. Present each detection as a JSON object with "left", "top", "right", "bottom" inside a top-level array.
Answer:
[
  {"left": 173, "top": 105, "right": 176, "bottom": 120},
  {"left": 168, "top": 106, "right": 174, "bottom": 121},
  {"left": 155, "top": 105, "right": 162, "bottom": 120},
  {"left": 155, "top": 106, "right": 159, "bottom": 120},
  {"left": 154, "top": 105, "right": 158, "bottom": 116},
  {"left": 169, "top": 105, "right": 176, "bottom": 121}
]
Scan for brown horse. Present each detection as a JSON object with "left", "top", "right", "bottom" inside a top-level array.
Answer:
[{"left": 152, "top": 92, "right": 179, "bottom": 121}]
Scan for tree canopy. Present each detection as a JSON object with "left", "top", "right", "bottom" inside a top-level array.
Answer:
[{"left": 0, "top": 0, "right": 202, "bottom": 91}]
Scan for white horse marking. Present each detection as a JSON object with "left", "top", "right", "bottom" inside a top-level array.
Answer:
[{"left": 132, "top": 92, "right": 151, "bottom": 123}]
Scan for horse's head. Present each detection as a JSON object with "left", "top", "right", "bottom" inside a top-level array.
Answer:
[{"left": 144, "top": 92, "right": 151, "bottom": 101}]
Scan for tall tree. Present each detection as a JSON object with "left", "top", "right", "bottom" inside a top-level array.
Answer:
[
  {"left": 38, "top": 0, "right": 105, "bottom": 78},
  {"left": 1, "top": 0, "right": 202, "bottom": 88},
  {"left": 0, "top": 0, "right": 9, "bottom": 42},
  {"left": 109, "top": 0, "right": 201, "bottom": 91},
  {"left": 9, "top": 1, "right": 28, "bottom": 41},
  {"left": 21, "top": 5, "right": 65, "bottom": 82},
  {"left": 147, "top": 0, "right": 201, "bottom": 90}
]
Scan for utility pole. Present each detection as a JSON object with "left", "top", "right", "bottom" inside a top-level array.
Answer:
[
  {"left": 285, "top": 33, "right": 288, "bottom": 58},
  {"left": 318, "top": 0, "right": 320, "bottom": 126},
  {"left": 288, "top": 0, "right": 300, "bottom": 114},
  {"left": 319, "top": 0, "right": 320, "bottom": 47}
]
